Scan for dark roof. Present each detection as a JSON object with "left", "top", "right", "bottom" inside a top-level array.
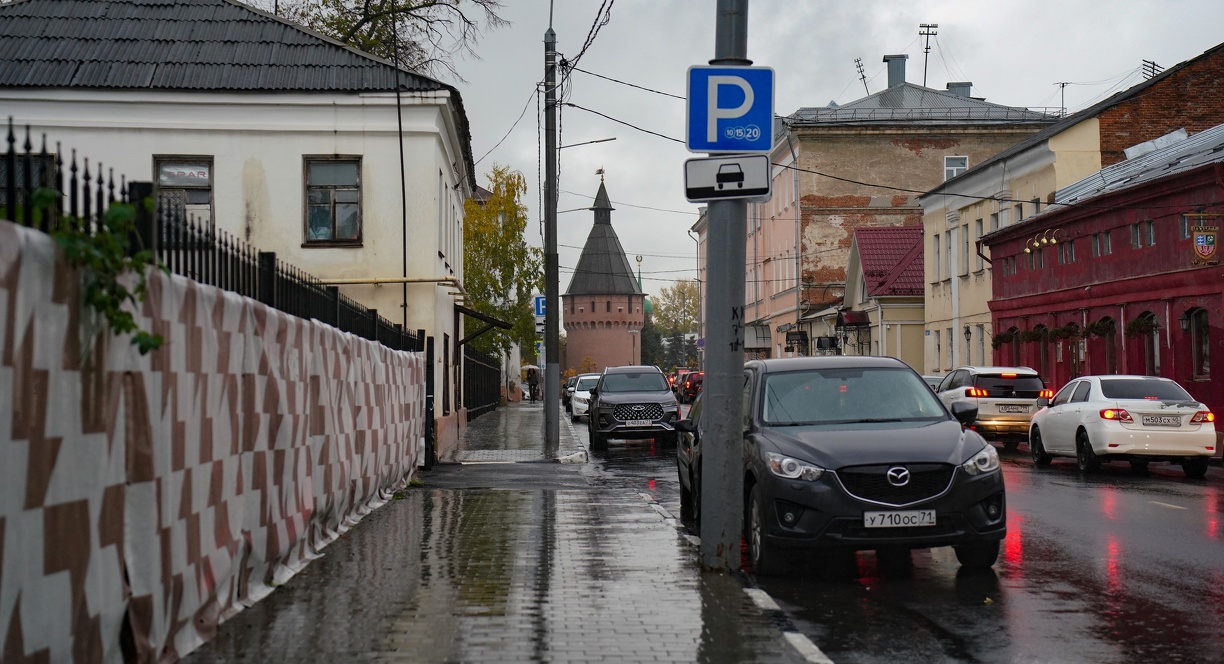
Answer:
[
  {"left": 788, "top": 83, "right": 1056, "bottom": 126},
  {"left": 566, "top": 181, "right": 641, "bottom": 296},
  {"left": 925, "top": 41, "right": 1224, "bottom": 198},
  {"left": 0, "top": 0, "right": 474, "bottom": 175},
  {"left": 853, "top": 226, "right": 924, "bottom": 297}
]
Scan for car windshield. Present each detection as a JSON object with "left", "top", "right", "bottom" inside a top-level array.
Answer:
[
  {"left": 761, "top": 367, "right": 946, "bottom": 425},
  {"left": 575, "top": 377, "right": 600, "bottom": 391},
  {"left": 600, "top": 371, "right": 670, "bottom": 393},
  {"left": 1099, "top": 379, "right": 1194, "bottom": 401},
  {"left": 972, "top": 374, "right": 1045, "bottom": 396}
]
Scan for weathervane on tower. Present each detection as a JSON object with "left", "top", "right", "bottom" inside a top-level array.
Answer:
[{"left": 596, "top": 167, "right": 604, "bottom": 182}]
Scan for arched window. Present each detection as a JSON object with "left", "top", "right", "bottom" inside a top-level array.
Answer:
[
  {"left": 1131, "top": 311, "right": 1160, "bottom": 375},
  {"left": 1007, "top": 326, "right": 1021, "bottom": 366},
  {"left": 1190, "top": 308, "right": 1210, "bottom": 378},
  {"left": 1101, "top": 317, "right": 1118, "bottom": 374},
  {"left": 1033, "top": 324, "right": 1050, "bottom": 377}
]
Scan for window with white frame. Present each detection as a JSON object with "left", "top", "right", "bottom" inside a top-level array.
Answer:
[
  {"left": 944, "top": 156, "right": 968, "bottom": 180},
  {"left": 304, "top": 157, "right": 361, "bottom": 244},
  {"left": 933, "top": 234, "right": 941, "bottom": 281},
  {"left": 974, "top": 219, "right": 984, "bottom": 270},
  {"left": 961, "top": 223, "right": 970, "bottom": 275},
  {"left": 944, "top": 232, "right": 952, "bottom": 279}
]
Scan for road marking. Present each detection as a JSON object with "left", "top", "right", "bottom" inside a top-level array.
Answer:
[{"left": 1151, "top": 501, "right": 1187, "bottom": 510}]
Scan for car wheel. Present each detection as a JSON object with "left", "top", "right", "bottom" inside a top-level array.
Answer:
[
  {"left": 571, "top": 413, "right": 579, "bottom": 423},
  {"left": 1030, "top": 428, "right": 1053, "bottom": 466},
  {"left": 678, "top": 466, "right": 694, "bottom": 522},
  {"left": 1182, "top": 457, "right": 1209, "bottom": 479},
  {"left": 747, "top": 483, "right": 787, "bottom": 576},
  {"left": 953, "top": 540, "right": 1000, "bottom": 569},
  {"left": 1129, "top": 460, "right": 1150, "bottom": 476},
  {"left": 1076, "top": 431, "right": 1101, "bottom": 473}
]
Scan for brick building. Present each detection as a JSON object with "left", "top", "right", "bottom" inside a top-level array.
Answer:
[{"left": 563, "top": 178, "right": 645, "bottom": 373}]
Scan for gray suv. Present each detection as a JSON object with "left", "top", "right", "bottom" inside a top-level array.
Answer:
[{"left": 587, "top": 365, "right": 681, "bottom": 450}]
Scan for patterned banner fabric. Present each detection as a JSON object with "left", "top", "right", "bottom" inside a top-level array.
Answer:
[{"left": 0, "top": 220, "right": 426, "bottom": 663}]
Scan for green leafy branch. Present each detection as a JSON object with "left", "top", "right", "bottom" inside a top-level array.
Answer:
[{"left": 37, "top": 188, "right": 166, "bottom": 355}]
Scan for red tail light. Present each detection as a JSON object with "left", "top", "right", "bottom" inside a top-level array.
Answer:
[
  {"left": 1191, "top": 411, "right": 1215, "bottom": 424},
  {"left": 965, "top": 387, "right": 988, "bottom": 397},
  {"left": 1100, "top": 408, "right": 1133, "bottom": 423},
  {"left": 1039, "top": 389, "right": 1053, "bottom": 399}
]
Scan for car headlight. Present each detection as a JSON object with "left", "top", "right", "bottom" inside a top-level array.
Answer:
[
  {"left": 574, "top": 396, "right": 587, "bottom": 404},
  {"left": 766, "top": 452, "right": 824, "bottom": 481},
  {"left": 961, "top": 444, "right": 1000, "bottom": 476}
]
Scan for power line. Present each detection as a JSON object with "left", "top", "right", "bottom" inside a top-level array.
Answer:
[
  {"left": 474, "top": 86, "right": 538, "bottom": 167},
  {"left": 559, "top": 189, "right": 697, "bottom": 215},
  {"left": 561, "top": 102, "right": 683, "bottom": 143},
  {"left": 568, "top": 65, "right": 685, "bottom": 99}
]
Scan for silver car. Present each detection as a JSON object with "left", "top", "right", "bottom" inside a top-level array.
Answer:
[{"left": 569, "top": 373, "right": 601, "bottom": 422}]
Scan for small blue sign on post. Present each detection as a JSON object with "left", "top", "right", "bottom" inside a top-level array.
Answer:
[
  {"left": 533, "top": 294, "right": 547, "bottom": 317},
  {"left": 686, "top": 66, "right": 775, "bottom": 153}
]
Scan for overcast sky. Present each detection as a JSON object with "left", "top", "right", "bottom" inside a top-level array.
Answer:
[{"left": 443, "top": 2, "right": 1224, "bottom": 299}]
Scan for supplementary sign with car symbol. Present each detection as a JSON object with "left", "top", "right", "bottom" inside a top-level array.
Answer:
[
  {"left": 684, "top": 154, "right": 771, "bottom": 202},
  {"left": 686, "top": 65, "right": 774, "bottom": 153}
]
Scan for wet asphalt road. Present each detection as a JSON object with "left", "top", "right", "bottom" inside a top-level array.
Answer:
[{"left": 592, "top": 431, "right": 1224, "bottom": 664}]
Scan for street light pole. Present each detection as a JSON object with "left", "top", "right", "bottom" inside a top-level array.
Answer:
[{"left": 543, "top": 19, "right": 559, "bottom": 450}]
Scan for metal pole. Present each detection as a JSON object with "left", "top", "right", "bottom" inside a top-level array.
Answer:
[
  {"left": 701, "top": 0, "right": 749, "bottom": 573},
  {"left": 543, "top": 24, "right": 560, "bottom": 450}
]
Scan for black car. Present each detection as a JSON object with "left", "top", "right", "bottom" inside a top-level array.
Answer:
[
  {"left": 563, "top": 375, "right": 578, "bottom": 412},
  {"left": 587, "top": 365, "right": 681, "bottom": 450},
  {"left": 675, "top": 356, "right": 1005, "bottom": 575},
  {"left": 679, "top": 371, "right": 704, "bottom": 404}
]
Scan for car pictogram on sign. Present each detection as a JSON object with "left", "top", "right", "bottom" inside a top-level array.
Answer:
[{"left": 716, "top": 164, "right": 744, "bottom": 189}]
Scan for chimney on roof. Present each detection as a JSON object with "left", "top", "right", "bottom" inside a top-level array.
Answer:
[
  {"left": 946, "top": 82, "right": 972, "bottom": 97},
  {"left": 883, "top": 54, "right": 908, "bottom": 88}
]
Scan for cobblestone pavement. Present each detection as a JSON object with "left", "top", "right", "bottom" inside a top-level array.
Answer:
[{"left": 183, "top": 401, "right": 816, "bottom": 663}]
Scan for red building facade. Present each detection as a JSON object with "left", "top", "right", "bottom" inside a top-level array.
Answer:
[{"left": 983, "top": 136, "right": 1224, "bottom": 455}]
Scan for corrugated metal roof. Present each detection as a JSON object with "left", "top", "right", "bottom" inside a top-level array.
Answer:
[
  {"left": 854, "top": 226, "right": 925, "bottom": 297},
  {"left": 0, "top": 0, "right": 474, "bottom": 178},
  {"left": 789, "top": 83, "right": 1056, "bottom": 126},
  {"left": 0, "top": 0, "right": 449, "bottom": 93},
  {"left": 1039, "top": 122, "right": 1224, "bottom": 212},
  {"left": 566, "top": 182, "right": 642, "bottom": 296}
]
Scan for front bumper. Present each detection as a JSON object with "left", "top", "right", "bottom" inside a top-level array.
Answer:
[
  {"left": 590, "top": 409, "right": 681, "bottom": 440},
  {"left": 758, "top": 467, "right": 1006, "bottom": 552}
]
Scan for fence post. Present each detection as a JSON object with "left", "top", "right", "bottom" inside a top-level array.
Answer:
[
  {"left": 416, "top": 328, "right": 425, "bottom": 353},
  {"left": 424, "top": 335, "right": 435, "bottom": 470},
  {"left": 129, "top": 181, "right": 154, "bottom": 257},
  {"left": 258, "top": 251, "right": 276, "bottom": 308},
  {"left": 368, "top": 309, "right": 378, "bottom": 344},
  {"left": 325, "top": 286, "right": 339, "bottom": 328}
]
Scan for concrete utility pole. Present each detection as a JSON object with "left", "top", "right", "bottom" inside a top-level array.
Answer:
[
  {"left": 543, "top": 17, "right": 560, "bottom": 450},
  {"left": 701, "top": 0, "right": 749, "bottom": 573},
  {"left": 920, "top": 23, "right": 938, "bottom": 87}
]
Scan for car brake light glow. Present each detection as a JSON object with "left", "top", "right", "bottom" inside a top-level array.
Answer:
[
  {"left": 966, "top": 387, "right": 988, "bottom": 397},
  {"left": 1039, "top": 389, "right": 1053, "bottom": 399},
  {"left": 1191, "top": 411, "right": 1215, "bottom": 423},
  {"left": 1000, "top": 373, "right": 1017, "bottom": 378},
  {"left": 1100, "top": 408, "right": 1133, "bottom": 422}
]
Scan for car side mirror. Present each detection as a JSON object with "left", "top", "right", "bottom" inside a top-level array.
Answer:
[
  {"left": 674, "top": 419, "right": 696, "bottom": 433},
  {"left": 1036, "top": 397, "right": 1050, "bottom": 408},
  {"left": 950, "top": 400, "right": 978, "bottom": 427}
]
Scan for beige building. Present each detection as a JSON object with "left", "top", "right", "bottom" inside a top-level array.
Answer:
[
  {"left": 920, "top": 42, "right": 1224, "bottom": 376},
  {"left": 716, "top": 54, "right": 1057, "bottom": 359}
]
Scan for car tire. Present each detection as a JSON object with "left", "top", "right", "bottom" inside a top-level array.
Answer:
[
  {"left": 590, "top": 430, "right": 608, "bottom": 451},
  {"left": 747, "top": 483, "right": 787, "bottom": 576},
  {"left": 678, "top": 466, "right": 694, "bottom": 522},
  {"left": 1129, "top": 460, "right": 1150, "bottom": 476},
  {"left": 953, "top": 540, "right": 999, "bottom": 569},
  {"left": 1182, "top": 457, "right": 1209, "bottom": 479},
  {"left": 571, "top": 413, "right": 579, "bottom": 423},
  {"left": 691, "top": 468, "right": 702, "bottom": 527},
  {"left": 1076, "top": 431, "right": 1101, "bottom": 473},
  {"left": 1030, "top": 428, "right": 1053, "bottom": 466}
]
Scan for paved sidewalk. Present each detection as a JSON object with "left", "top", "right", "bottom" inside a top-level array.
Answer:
[{"left": 184, "top": 401, "right": 817, "bottom": 663}]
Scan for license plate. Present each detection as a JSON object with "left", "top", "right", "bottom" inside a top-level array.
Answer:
[
  {"left": 626, "top": 419, "right": 654, "bottom": 427},
  {"left": 1142, "top": 415, "right": 1182, "bottom": 427},
  {"left": 863, "top": 510, "right": 936, "bottom": 528},
  {"left": 998, "top": 405, "right": 1029, "bottom": 413}
]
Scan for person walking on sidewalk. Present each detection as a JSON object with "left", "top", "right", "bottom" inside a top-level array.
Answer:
[{"left": 526, "top": 368, "right": 539, "bottom": 404}]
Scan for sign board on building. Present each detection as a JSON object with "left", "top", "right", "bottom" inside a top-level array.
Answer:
[
  {"left": 684, "top": 154, "right": 772, "bottom": 202},
  {"left": 1192, "top": 225, "right": 1219, "bottom": 266},
  {"left": 686, "top": 66, "right": 775, "bottom": 153}
]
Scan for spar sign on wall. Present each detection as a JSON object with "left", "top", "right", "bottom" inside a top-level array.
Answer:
[{"left": 686, "top": 66, "right": 775, "bottom": 153}]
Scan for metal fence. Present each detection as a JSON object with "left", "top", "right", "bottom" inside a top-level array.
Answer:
[
  {"left": 3, "top": 118, "right": 421, "bottom": 354},
  {"left": 463, "top": 344, "right": 501, "bottom": 421}
]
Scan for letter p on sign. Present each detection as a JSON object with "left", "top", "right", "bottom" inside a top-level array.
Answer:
[{"left": 686, "top": 66, "right": 774, "bottom": 154}]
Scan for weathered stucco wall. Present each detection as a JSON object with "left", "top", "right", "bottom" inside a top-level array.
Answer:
[{"left": 0, "top": 220, "right": 425, "bottom": 663}]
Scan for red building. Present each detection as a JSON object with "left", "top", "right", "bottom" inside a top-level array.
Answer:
[{"left": 982, "top": 124, "right": 1224, "bottom": 454}]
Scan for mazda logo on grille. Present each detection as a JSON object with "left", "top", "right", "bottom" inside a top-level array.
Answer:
[{"left": 886, "top": 467, "right": 910, "bottom": 486}]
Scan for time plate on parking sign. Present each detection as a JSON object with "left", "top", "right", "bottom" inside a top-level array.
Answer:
[
  {"left": 864, "top": 510, "right": 936, "bottom": 528},
  {"left": 626, "top": 419, "right": 653, "bottom": 427}
]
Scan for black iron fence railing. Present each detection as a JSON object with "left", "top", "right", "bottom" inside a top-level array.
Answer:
[
  {"left": 3, "top": 118, "right": 421, "bottom": 354},
  {"left": 464, "top": 345, "right": 501, "bottom": 421}
]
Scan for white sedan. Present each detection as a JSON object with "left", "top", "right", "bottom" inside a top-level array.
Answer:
[
  {"left": 1028, "top": 375, "right": 1216, "bottom": 478},
  {"left": 569, "top": 373, "right": 601, "bottom": 422}
]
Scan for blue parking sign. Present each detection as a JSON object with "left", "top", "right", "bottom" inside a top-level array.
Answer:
[{"left": 687, "top": 66, "right": 774, "bottom": 153}]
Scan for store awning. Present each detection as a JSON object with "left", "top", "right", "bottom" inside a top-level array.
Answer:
[{"left": 745, "top": 325, "right": 772, "bottom": 349}]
